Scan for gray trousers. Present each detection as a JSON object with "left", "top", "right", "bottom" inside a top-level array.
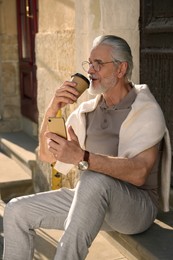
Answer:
[{"left": 3, "top": 171, "right": 158, "bottom": 260}]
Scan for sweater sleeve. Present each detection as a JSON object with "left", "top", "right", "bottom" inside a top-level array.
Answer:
[{"left": 118, "top": 85, "right": 171, "bottom": 212}]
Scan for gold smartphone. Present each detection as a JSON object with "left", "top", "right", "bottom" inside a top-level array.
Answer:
[{"left": 48, "top": 117, "right": 67, "bottom": 139}]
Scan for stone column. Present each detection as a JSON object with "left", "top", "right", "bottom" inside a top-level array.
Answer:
[{"left": 35, "top": 0, "right": 76, "bottom": 191}]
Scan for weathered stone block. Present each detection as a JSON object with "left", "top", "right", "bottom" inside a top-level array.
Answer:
[
  {"left": 36, "top": 30, "right": 75, "bottom": 74},
  {"left": 1, "top": 35, "right": 18, "bottom": 61},
  {"left": 1, "top": 62, "right": 19, "bottom": 95},
  {"left": 39, "top": 0, "right": 75, "bottom": 32},
  {"left": 0, "top": 0, "right": 17, "bottom": 35},
  {"left": 4, "top": 96, "right": 20, "bottom": 107},
  {"left": 36, "top": 33, "right": 58, "bottom": 69},
  {"left": 0, "top": 118, "right": 22, "bottom": 133},
  {"left": 3, "top": 105, "right": 21, "bottom": 119}
]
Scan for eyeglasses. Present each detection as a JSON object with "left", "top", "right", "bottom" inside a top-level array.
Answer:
[{"left": 82, "top": 59, "right": 121, "bottom": 72}]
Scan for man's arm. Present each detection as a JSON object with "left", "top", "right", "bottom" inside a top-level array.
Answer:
[
  {"left": 46, "top": 126, "right": 158, "bottom": 187},
  {"left": 38, "top": 81, "right": 79, "bottom": 163},
  {"left": 88, "top": 145, "right": 158, "bottom": 186}
]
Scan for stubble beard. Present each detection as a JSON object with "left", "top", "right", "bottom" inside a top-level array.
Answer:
[{"left": 88, "top": 73, "right": 118, "bottom": 95}]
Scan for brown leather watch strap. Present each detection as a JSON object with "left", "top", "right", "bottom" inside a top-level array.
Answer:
[{"left": 84, "top": 150, "right": 89, "bottom": 162}]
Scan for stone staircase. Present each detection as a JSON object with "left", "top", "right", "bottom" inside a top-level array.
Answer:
[{"left": 0, "top": 131, "right": 38, "bottom": 202}]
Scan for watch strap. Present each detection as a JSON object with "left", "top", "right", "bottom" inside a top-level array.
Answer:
[{"left": 84, "top": 150, "right": 89, "bottom": 162}]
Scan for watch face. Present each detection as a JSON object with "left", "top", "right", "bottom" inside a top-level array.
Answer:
[{"left": 78, "top": 161, "right": 89, "bottom": 171}]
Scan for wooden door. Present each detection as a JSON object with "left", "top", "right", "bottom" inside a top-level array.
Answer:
[
  {"left": 140, "top": 0, "right": 173, "bottom": 179},
  {"left": 16, "top": 0, "right": 38, "bottom": 123}
]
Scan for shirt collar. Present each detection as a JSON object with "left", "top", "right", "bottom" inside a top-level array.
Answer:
[{"left": 100, "top": 86, "right": 137, "bottom": 111}]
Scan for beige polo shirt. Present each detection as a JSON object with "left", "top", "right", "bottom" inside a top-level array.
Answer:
[
  {"left": 85, "top": 87, "right": 159, "bottom": 207},
  {"left": 85, "top": 87, "right": 137, "bottom": 155}
]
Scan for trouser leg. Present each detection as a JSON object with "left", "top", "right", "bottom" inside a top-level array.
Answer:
[
  {"left": 3, "top": 170, "right": 158, "bottom": 260},
  {"left": 103, "top": 180, "right": 158, "bottom": 234},
  {"left": 54, "top": 171, "right": 113, "bottom": 260},
  {"left": 54, "top": 170, "right": 158, "bottom": 260},
  {"left": 3, "top": 188, "right": 74, "bottom": 260}
]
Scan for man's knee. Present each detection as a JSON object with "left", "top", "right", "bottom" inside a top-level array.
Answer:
[{"left": 4, "top": 197, "right": 27, "bottom": 223}]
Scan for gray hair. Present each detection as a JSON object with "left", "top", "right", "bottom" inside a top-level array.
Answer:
[{"left": 93, "top": 35, "right": 133, "bottom": 80}]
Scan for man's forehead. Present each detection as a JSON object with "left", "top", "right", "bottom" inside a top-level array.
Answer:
[{"left": 89, "top": 44, "right": 113, "bottom": 60}]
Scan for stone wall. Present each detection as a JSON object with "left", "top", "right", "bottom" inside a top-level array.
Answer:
[
  {"left": 35, "top": 0, "right": 76, "bottom": 191},
  {"left": 36, "top": 0, "right": 140, "bottom": 191},
  {"left": 0, "top": 0, "right": 21, "bottom": 133},
  {"left": 75, "top": 0, "right": 140, "bottom": 83},
  {"left": 0, "top": 0, "right": 140, "bottom": 191}
]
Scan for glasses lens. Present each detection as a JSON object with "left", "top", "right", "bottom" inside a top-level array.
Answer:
[
  {"left": 82, "top": 61, "right": 100, "bottom": 72},
  {"left": 93, "top": 61, "right": 99, "bottom": 71},
  {"left": 82, "top": 61, "right": 89, "bottom": 72}
]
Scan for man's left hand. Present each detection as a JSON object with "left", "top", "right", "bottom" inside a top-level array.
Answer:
[{"left": 45, "top": 125, "right": 84, "bottom": 165}]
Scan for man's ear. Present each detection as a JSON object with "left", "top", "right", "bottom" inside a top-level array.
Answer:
[{"left": 117, "top": 62, "right": 128, "bottom": 78}]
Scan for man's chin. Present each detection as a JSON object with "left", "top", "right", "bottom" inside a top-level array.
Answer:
[{"left": 88, "top": 84, "right": 105, "bottom": 95}]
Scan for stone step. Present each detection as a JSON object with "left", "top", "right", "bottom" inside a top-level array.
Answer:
[
  {"left": 106, "top": 209, "right": 173, "bottom": 260},
  {"left": 34, "top": 229, "right": 129, "bottom": 260},
  {"left": 0, "top": 131, "right": 38, "bottom": 177},
  {"left": 0, "top": 152, "right": 33, "bottom": 202},
  {"left": 33, "top": 208, "right": 173, "bottom": 260}
]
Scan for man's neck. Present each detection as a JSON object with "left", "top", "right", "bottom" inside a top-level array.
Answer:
[{"left": 103, "top": 81, "right": 132, "bottom": 107}]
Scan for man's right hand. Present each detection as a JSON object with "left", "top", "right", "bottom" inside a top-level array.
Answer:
[
  {"left": 38, "top": 80, "right": 80, "bottom": 163},
  {"left": 46, "top": 81, "right": 80, "bottom": 116}
]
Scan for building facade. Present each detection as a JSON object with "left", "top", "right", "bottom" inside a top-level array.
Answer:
[{"left": 0, "top": 0, "right": 172, "bottom": 190}]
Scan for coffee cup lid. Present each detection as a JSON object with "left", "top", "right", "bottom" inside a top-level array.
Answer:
[{"left": 71, "top": 73, "right": 90, "bottom": 85}]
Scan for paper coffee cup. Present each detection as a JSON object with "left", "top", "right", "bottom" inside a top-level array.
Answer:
[{"left": 71, "top": 73, "right": 90, "bottom": 96}]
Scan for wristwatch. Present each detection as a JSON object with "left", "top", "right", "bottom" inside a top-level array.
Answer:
[{"left": 78, "top": 150, "right": 90, "bottom": 171}]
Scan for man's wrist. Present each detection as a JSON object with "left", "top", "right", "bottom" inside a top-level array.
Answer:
[
  {"left": 78, "top": 150, "right": 90, "bottom": 171},
  {"left": 45, "top": 109, "right": 58, "bottom": 118}
]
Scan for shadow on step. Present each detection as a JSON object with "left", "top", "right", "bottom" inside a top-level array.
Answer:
[{"left": 108, "top": 210, "right": 173, "bottom": 260}]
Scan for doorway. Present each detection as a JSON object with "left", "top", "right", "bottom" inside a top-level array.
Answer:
[
  {"left": 16, "top": 0, "right": 38, "bottom": 123},
  {"left": 140, "top": 0, "right": 173, "bottom": 179}
]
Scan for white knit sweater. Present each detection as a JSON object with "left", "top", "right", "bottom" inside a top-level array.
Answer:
[{"left": 55, "top": 84, "right": 172, "bottom": 212}]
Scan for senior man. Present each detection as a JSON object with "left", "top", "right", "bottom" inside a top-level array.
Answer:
[{"left": 3, "top": 35, "right": 171, "bottom": 260}]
